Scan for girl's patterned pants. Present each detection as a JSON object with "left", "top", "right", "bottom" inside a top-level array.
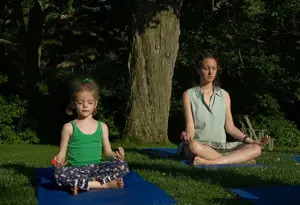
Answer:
[{"left": 54, "top": 159, "right": 129, "bottom": 191}]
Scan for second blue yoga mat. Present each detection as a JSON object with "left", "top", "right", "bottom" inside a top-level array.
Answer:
[
  {"left": 181, "top": 160, "right": 265, "bottom": 169},
  {"left": 139, "top": 148, "right": 265, "bottom": 169},
  {"left": 36, "top": 167, "right": 176, "bottom": 205},
  {"left": 291, "top": 156, "right": 300, "bottom": 162},
  {"left": 229, "top": 185, "right": 300, "bottom": 205},
  {"left": 138, "top": 148, "right": 178, "bottom": 158}
]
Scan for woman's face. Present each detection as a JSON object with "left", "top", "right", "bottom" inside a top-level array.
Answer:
[{"left": 198, "top": 58, "right": 218, "bottom": 84}]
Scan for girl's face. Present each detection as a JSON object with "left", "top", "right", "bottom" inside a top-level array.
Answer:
[
  {"left": 72, "top": 91, "right": 97, "bottom": 119},
  {"left": 198, "top": 58, "right": 218, "bottom": 84}
]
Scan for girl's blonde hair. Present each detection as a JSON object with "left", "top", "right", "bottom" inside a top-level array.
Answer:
[{"left": 66, "top": 78, "right": 100, "bottom": 116}]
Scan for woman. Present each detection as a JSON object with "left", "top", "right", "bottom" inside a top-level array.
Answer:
[{"left": 181, "top": 51, "right": 270, "bottom": 165}]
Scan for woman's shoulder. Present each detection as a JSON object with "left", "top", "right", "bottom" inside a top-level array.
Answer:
[
  {"left": 214, "top": 87, "right": 228, "bottom": 96},
  {"left": 184, "top": 86, "right": 199, "bottom": 95},
  {"left": 185, "top": 86, "right": 202, "bottom": 99}
]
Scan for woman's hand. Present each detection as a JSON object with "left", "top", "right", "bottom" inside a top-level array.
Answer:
[
  {"left": 114, "top": 147, "right": 125, "bottom": 161},
  {"left": 181, "top": 131, "right": 193, "bottom": 144},
  {"left": 253, "top": 135, "right": 270, "bottom": 146}
]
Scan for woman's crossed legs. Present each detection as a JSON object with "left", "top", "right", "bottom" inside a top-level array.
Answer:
[{"left": 184, "top": 140, "right": 261, "bottom": 165}]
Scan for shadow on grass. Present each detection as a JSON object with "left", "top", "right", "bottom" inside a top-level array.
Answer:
[
  {"left": 128, "top": 149, "right": 292, "bottom": 204},
  {"left": 128, "top": 160, "right": 287, "bottom": 188},
  {"left": 211, "top": 198, "right": 252, "bottom": 205},
  {"left": 0, "top": 163, "right": 37, "bottom": 195}
]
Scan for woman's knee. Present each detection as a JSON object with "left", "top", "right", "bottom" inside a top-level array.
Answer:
[
  {"left": 188, "top": 140, "right": 204, "bottom": 153},
  {"left": 249, "top": 143, "right": 262, "bottom": 156}
]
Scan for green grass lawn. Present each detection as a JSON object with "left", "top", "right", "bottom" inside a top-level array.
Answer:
[{"left": 1, "top": 143, "right": 300, "bottom": 205}]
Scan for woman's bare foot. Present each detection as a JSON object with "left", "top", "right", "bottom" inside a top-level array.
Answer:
[
  {"left": 193, "top": 156, "right": 257, "bottom": 165},
  {"left": 71, "top": 186, "right": 78, "bottom": 195},
  {"left": 193, "top": 156, "right": 210, "bottom": 165},
  {"left": 246, "top": 159, "right": 256, "bottom": 164}
]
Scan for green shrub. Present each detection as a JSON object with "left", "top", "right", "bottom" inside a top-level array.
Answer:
[
  {"left": 252, "top": 94, "right": 300, "bottom": 147},
  {"left": 0, "top": 95, "right": 39, "bottom": 144}
]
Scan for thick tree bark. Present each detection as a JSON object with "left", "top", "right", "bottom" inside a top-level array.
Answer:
[
  {"left": 24, "top": 0, "right": 44, "bottom": 89},
  {"left": 123, "top": 0, "right": 182, "bottom": 142}
]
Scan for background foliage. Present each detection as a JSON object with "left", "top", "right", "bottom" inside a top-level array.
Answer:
[{"left": 0, "top": 0, "right": 299, "bottom": 146}]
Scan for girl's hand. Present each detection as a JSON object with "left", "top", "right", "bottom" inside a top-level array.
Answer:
[
  {"left": 115, "top": 147, "right": 125, "bottom": 161},
  {"left": 181, "top": 131, "right": 193, "bottom": 144},
  {"left": 54, "top": 154, "right": 68, "bottom": 167},
  {"left": 253, "top": 135, "right": 270, "bottom": 146}
]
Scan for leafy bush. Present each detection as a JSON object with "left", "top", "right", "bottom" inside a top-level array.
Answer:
[
  {"left": 252, "top": 94, "right": 300, "bottom": 147},
  {"left": 0, "top": 95, "right": 39, "bottom": 144}
]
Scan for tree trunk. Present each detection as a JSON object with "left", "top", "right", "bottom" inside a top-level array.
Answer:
[
  {"left": 123, "top": 0, "right": 182, "bottom": 142},
  {"left": 24, "top": 0, "right": 44, "bottom": 90}
]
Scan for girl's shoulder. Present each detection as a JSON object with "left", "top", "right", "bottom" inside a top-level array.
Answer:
[
  {"left": 63, "top": 121, "right": 73, "bottom": 130},
  {"left": 99, "top": 121, "right": 108, "bottom": 131},
  {"left": 61, "top": 122, "right": 74, "bottom": 135}
]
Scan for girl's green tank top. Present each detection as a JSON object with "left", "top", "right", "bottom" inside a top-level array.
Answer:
[{"left": 67, "top": 121, "right": 102, "bottom": 166}]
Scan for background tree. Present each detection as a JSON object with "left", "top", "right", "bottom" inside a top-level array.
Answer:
[
  {"left": 0, "top": 0, "right": 299, "bottom": 146},
  {"left": 123, "top": 0, "right": 183, "bottom": 142}
]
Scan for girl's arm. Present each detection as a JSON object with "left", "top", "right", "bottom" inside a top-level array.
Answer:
[
  {"left": 54, "top": 123, "right": 73, "bottom": 166},
  {"left": 224, "top": 91, "right": 254, "bottom": 144},
  {"left": 102, "top": 122, "right": 125, "bottom": 160},
  {"left": 182, "top": 90, "right": 195, "bottom": 143}
]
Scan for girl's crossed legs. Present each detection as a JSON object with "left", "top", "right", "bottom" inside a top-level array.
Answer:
[{"left": 55, "top": 159, "right": 129, "bottom": 195}]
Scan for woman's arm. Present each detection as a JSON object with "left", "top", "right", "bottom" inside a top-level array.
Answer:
[
  {"left": 182, "top": 90, "right": 195, "bottom": 143},
  {"left": 102, "top": 122, "right": 125, "bottom": 160},
  {"left": 224, "top": 91, "right": 254, "bottom": 144},
  {"left": 224, "top": 91, "right": 271, "bottom": 145},
  {"left": 55, "top": 123, "right": 72, "bottom": 166}
]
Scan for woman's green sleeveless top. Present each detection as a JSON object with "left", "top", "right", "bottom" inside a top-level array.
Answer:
[{"left": 188, "top": 86, "right": 226, "bottom": 143}]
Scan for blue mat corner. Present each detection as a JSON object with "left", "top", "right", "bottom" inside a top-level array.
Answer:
[
  {"left": 229, "top": 185, "right": 300, "bottom": 205},
  {"left": 36, "top": 167, "right": 176, "bottom": 205}
]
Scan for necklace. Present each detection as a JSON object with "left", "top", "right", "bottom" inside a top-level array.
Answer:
[{"left": 199, "top": 87, "right": 213, "bottom": 96}]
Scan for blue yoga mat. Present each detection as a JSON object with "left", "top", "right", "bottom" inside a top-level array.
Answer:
[
  {"left": 138, "top": 148, "right": 178, "bottom": 158},
  {"left": 181, "top": 160, "right": 265, "bottom": 170},
  {"left": 291, "top": 156, "right": 300, "bottom": 162},
  {"left": 229, "top": 185, "right": 300, "bottom": 205},
  {"left": 36, "top": 167, "right": 176, "bottom": 205},
  {"left": 139, "top": 148, "right": 265, "bottom": 169}
]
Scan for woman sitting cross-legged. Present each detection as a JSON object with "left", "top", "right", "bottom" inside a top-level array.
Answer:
[{"left": 180, "top": 51, "right": 270, "bottom": 165}]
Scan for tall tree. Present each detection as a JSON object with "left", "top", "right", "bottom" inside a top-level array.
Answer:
[{"left": 123, "top": 0, "right": 183, "bottom": 142}]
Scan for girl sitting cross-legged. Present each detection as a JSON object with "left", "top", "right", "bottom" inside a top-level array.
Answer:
[{"left": 53, "top": 78, "right": 129, "bottom": 195}]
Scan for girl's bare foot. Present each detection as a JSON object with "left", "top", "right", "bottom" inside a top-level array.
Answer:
[
  {"left": 88, "top": 178, "right": 125, "bottom": 189},
  {"left": 104, "top": 178, "right": 124, "bottom": 189},
  {"left": 71, "top": 186, "right": 78, "bottom": 195}
]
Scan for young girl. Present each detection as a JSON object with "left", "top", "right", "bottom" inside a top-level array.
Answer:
[
  {"left": 180, "top": 51, "right": 270, "bottom": 165},
  {"left": 53, "top": 78, "right": 129, "bottom": 195}
]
